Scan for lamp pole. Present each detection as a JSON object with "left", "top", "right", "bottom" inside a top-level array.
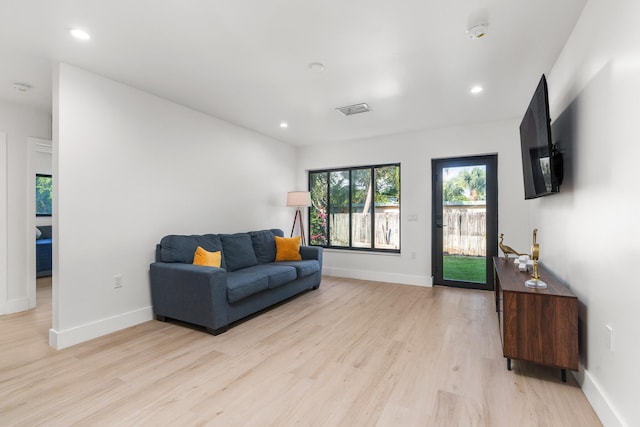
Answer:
[
  {"left": 290, "top": 207, "right": 306, "bottom": 245},
  {"left": 287, "top": 191, "right": 311, "bottom": 246}
]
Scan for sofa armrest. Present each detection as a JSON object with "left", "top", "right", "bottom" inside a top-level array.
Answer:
[
  {"left": 300, "top": 246, "right": 323, "bottom": 275},
  {"left": 149, "top": 262, "right": 229, "bottom": 330}
]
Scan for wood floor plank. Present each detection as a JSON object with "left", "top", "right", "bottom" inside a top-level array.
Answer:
[{"left": 0, "top": 276, "right": 601, "bottom": 426}]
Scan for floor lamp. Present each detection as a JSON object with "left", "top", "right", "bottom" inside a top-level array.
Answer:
[{"left": 287, "top": 191, "right": 311, "bottom": 246}]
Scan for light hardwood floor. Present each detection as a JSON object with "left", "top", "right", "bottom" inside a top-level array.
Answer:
[{"left": 0, "top": 276, "right": 601, "bottom": 426}]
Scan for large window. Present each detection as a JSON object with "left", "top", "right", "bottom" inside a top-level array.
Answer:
[
  {"left": 36, "top": 174, "right": 52, "bottom": 217},
  {"left": 309, "top": 164, "right": 400, "bottom": 252}
]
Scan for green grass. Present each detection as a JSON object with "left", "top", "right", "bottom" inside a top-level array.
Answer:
[{"left": 443, "top": 255, "right": 486, "bottom": 283}]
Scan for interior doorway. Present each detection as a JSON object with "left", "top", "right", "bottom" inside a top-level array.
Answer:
[
  {"left": 432, "top": 155, "right": 498, "bottom": 290},
  {"left": 28, "top": 138, "right": 53, "bottom": 310}
]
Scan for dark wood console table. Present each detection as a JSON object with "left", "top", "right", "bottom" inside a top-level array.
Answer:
[{"left": 493, "top": 256, "right": 578, "bottom": 382}]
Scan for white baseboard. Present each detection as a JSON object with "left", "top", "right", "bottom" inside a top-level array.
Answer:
[
  {"left": 49, "top": 306, "right": 153, "bottom": 350},
  {"left": 2, "top": 297, "right": 31, "bottom": 315},
  {"left": 576, "top": 368, "right": 626, "bottom": 427},
  {"left": 324, "top": 267, "right": 432, "bottom": 287}
]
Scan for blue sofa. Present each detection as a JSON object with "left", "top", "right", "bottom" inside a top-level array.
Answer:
[
  {"left": 36, "top": 226, "right": 52, "bottom": 277},
  {"left": 149, "top": 229, "right": 323, "bottom": 334}
]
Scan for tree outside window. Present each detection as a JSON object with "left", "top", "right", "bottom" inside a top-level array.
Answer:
[
  {"left": 36, "top": 174, "right": 52, "bottom": 216},
  {"left": 443, "top": 166, "right": 486, "bottom": 202}
]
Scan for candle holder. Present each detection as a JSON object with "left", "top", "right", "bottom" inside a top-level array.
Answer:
[{"left": 525, "top": 229, "right": 547, "bottom": 289}]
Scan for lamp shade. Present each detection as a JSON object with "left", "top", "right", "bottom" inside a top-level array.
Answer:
[{"left": 286, "top": 191, "right": 311, "bottom": 207}]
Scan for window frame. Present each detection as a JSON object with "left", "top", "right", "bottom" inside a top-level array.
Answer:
[{"left": 308, "top": 163, "right": 400, "bottom": 253}]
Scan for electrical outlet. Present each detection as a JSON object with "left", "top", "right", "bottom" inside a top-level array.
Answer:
[
  {"left": 113, "top": 274, "right": 123, "bottom": 289},
  {"left": 605, "top": 324, "right": 614, "bottom": 352}
]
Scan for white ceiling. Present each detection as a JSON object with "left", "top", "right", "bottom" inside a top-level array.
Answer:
[{"left": 0, "top": 0, "right": 586, "bottom": 146}]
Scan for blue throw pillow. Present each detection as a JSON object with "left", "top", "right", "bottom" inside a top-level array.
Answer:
[
  {"left": 249, "top": 230, "right": 276, "bottom": 263},
  {"left": 220, "top": 233, "right": 258, "bottom": 271}
]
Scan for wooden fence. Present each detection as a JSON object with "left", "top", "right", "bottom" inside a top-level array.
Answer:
[
  {"left": 330, "top": 211, "right": 399, "bottom": 249},
  {"left": 327, "top": 206, "right": 484, "bottom": 255},
  {"left": 443, "top": 205, "right": 486, "bottom": 256}
]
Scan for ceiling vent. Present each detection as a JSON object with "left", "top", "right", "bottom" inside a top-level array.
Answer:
[{"left": 336, "top": 103, "right": 371, "bottom": 116}]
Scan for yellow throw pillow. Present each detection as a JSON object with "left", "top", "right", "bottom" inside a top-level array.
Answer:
[
  {"left": 193, "top": 246, "right": 222, "bottom": 268},
  {"left": 274, "top": 236, "right": 302, "bottom": 261}
]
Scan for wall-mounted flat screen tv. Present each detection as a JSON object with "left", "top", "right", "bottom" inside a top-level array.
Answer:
[{"left": 519, "top": 74, "right": 563, "bottom": 199}]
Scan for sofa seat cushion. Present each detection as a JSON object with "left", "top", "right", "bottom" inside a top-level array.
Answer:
[
  {"left": 220, "top": 233, "right": 258, "bottom": 271},
  {"left": 226, "top": 272, "right": 269, "bottom": 303},
  {"left": 240, "top": 264, "right": 297, "bottom": 289},
  {"left": 270, "top": 260, "right": 319, "bottom": 278}
]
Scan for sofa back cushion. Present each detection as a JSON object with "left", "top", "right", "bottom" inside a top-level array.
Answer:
[
  {"left": 249, "top": 230, "right": 277, "bottom": 263},
  {"left": 158, "top": 234, "right": 226, "bottom": 269},
  {"left": 270, "top": 228, "right": 285, "bottom": 238},
  {"left": 220, "top": 233, "right": 258, "bottom": 271}
]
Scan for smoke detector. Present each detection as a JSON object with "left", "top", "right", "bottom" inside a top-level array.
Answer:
[
  {"left": 336, "top": 103, "right": 371, "bottom": 116},
  {"left": 466, "top": 23, "right": 488, "bottom": 39}
]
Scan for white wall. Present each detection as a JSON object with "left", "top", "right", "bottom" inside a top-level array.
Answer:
[
  {"left": 0, "top": 100, "right": 51, "bottom": 314},
  {"left": 52, "top": 63, "right": 296, "bottom": 349},
  {"left": 536, "top": 1, "right": 640, "bottom": 425},
  {"left": 34, "top": 146, "right": 52, "bottom": 175},
  {"left": 297, "top": 119, "right": 530, "bottom": 286},
  {"left": 0, "top": 131, "right": 6, "bottom": 314}
]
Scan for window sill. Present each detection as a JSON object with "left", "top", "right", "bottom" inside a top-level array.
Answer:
[{"left": 322, "top": 248, "right": 401, "bottom": 257}]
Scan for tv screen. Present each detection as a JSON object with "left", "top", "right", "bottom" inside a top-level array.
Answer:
[{"left": 519, "top": 75, "right": 561, "bottom": 199}]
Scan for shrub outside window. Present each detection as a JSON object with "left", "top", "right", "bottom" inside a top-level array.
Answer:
[{"left": 309, "top": 164, "right": 400, "bottom": 252}]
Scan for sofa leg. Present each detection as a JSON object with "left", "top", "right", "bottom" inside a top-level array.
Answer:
[
  {"left": 312, "top": 285, "right": 320, "bottom": 290},
  {"left": 156, "top": 315, "right": 166, "bottom": 322},
  {"left": 207, "top": 325, "right": 229, "bottom": 336}
]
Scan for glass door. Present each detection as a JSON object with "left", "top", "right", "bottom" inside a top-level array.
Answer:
[{"left": 432, "top": 155, "right": 498, "bottom": 290}]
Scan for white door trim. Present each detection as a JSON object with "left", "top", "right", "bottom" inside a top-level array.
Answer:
[{"left": 0, "top": 132, "right": 7, "bottom": 314}]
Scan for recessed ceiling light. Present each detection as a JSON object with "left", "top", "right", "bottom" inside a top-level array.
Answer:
[
  {"left": 69, "top": 28, "right": 91, "bottom": 40},
  {"left": 12, "top": 82, "right": 32, "bottom": 92},
  {"left": 280, "top": 122, "right": 289, "bottom": 128},
  {"left": 470, "top": 85, "right": 484, "bottom": 94},
  {"left": 308, "top": 62, "right": 325, "bottom": 72}
]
